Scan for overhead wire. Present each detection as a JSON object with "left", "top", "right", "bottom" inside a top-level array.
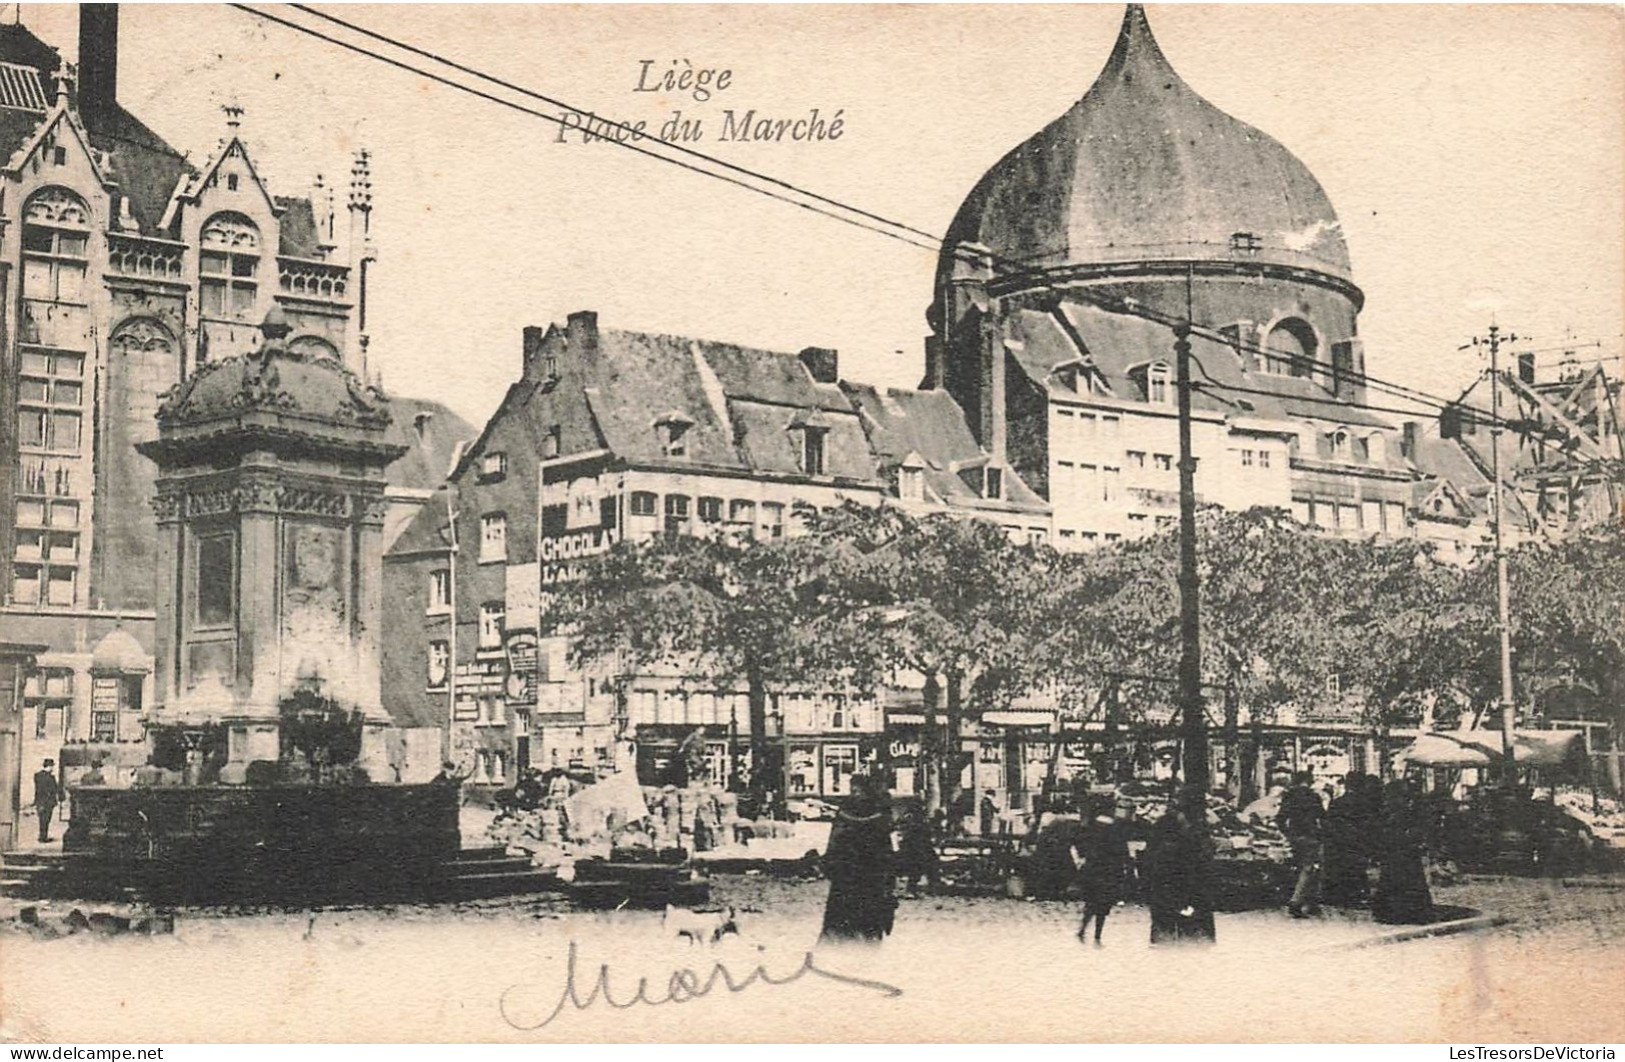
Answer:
[{"left": 233, "top": 3, "right": 1593, "bottom": 438}]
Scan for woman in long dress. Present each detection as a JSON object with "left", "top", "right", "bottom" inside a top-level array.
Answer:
[
  {"left": 819, "top": 772, "right": 898, "bottom": 943},
  {"left": 1143, "top": 805, "right": 1216, "bottom": 944},
  {"left": 1373, "top": 777, "right": 1434, "bottom": 924}
]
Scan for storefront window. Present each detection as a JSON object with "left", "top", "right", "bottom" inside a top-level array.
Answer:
[{"left": 822, "top": 744, "right": 858, "bottom": 795}]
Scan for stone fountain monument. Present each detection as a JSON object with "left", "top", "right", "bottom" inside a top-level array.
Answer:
[{"left": 59, "top": 309, "right": 460, "bottom": 901}]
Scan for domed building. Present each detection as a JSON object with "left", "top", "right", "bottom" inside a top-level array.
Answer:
[{"left": 923, "top": 5, "right": 1471, "bottom": 550}]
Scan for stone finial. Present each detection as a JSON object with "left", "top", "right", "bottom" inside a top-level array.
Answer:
[
  {"left": 259, "top": 304, "right": 293, "bottom": 343},
  {"left": 223, "top": 99, "right": 244, "bottom": 132},
  {"left": 348, "top": 148, "right": 372, "bottom": 211}
]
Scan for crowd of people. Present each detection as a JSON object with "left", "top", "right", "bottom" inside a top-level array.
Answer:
[{"left": 816, "top": 767, "right": 1443, "bottom": 947}]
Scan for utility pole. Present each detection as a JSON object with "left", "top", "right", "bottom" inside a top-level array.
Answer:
[
  {"left": 1464, "top": 324, "right": 1520, "bottom": 785},
  {"left": 1174, "top": 319, "right": 1211, "bottom": 819},
  {"left": 1173, "top": 282, "right": 1215, "bottom": 941}
]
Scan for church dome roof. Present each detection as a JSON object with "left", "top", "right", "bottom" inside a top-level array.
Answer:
[{"left": 942, "top": 5, "right": 1351, "bottom": 289}]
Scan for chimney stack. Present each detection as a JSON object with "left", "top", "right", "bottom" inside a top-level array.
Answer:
[
  {"left": 1402, "top": 421, "right": 1420, "bottom": 460},
  {"left": 78, "top": 5, "right": 118, "bottom": 121},
  {"left": 798, "top": 346, "right": 839, "bottom": 384}
]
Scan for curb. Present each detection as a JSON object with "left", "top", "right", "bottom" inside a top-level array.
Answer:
[{"left": 1345, "top": 912, "right": 1515, "bottom": 948}]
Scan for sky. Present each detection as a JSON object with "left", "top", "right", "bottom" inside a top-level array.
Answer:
[{"left": 20, "top": 3, "right": 1625, "bottom": 429}]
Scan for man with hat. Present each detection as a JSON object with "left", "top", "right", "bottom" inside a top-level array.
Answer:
[{"left": 33, "top": 759, "right": 61, "bottom": 843}]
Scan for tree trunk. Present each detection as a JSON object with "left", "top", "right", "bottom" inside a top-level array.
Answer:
[
  {"left": 746, "top": 662, "right": 771, "bottom": 815},
  {"left": 1223, "top": 683, "right": 1242, "bottom": 803},
  {"left": 922, "top": 671, "right": 942, "bottom": 819}
]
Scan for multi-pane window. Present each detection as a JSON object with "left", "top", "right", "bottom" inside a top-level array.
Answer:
[
  {"left": 697, "top": 496, "right": 723, "bottom": 524},
  {"left": 728, "top": 499, "right": 756, "bottom": 525},
  {"left": 629, "top": 492, "right": 657, "bottom": 518},
  {"left": 22, "top": 191, "right": 90, "bottom": 304},
  {"left": 479, "top": 602, "right": 505, "bottom": 651},
  {"left": 479, "top": 513, "right": 507, "bottom": 563},
  {"left": 23, "top": 667, "right": 73, "bottom": 745},
  {"left": 1153, "top": 453, "right": 1173, "bottom": 472},
  {"left": 428, "top": 568, "right": 451, "bottom": 612},
  {"left": 198, "top": 213, "right": 260, "bottom": 321},
  {"left": 663, "top": 494, "right": 691, "bottom": 538},
  {"left": 760, "top": 502, "right": 785, "bottom": 539},
  {"left": 1147, "top": 363, "right": 1172, "bottom": 405},
  {"left": 16, "top": 350, "right": 84, "bottom": 455}
]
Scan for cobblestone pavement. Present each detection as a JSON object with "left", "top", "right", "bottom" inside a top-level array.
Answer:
[{"left": 2, "top": 874, "right": 1621, "bottom": 1043}]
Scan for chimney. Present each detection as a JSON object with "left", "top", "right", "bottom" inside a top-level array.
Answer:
[
  {"left": 521, "top": 325, "right": 547, "bottom": 379},
  {"left": 798, "top": 346, "right": 839, "bottom": 384},
  {"left": 78, "top": 5, "right": 118, "bottom": 122},
  {"left": 566, "top": 310, "right": 598, "bottom": 345},
  {"left": 1402, "top": 421, "right": 1420, "bottom": 460},
  {"left": 1516, "top": 351, "right": 1536, "bottom": 385}
]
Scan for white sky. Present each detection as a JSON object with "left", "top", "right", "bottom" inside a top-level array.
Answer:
[{"left": 22, "top": 3, "right": 1625, "bottom": 429}]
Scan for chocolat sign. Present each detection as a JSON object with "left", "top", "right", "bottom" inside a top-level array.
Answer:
[{"left": 540, "top": 525, "right": 618, "bottom": 585}]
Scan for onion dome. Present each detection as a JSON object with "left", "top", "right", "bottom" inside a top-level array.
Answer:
[{"left": 941, "top": 4, "right": 1351, "bottom": 290}]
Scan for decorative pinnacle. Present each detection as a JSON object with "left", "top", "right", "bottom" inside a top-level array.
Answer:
[
  {"left": 222, "top": 99, "right": 244, "bottom": 132},
  {"left": 349, "top": 148, "right": 372, "bottom": 210}
]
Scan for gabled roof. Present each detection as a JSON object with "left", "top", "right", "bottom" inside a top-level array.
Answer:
[
  {"left": 160, "top": 135, "right": 281, "bottom": 232},
  {"left": 385, "top": 397, "right": 478, "bottom": 494},
  {"left": 842, "top": 381, "right": 1048, "bottom": 513},
  {"left": 581, "top": 326, "right": 880, "bottom": 482},
  {"left": 1002, "top": 301, "right": 1393, "bottom": 429},
  {"left": 385, "top": 486, "right": 456, "bottom": 558}
]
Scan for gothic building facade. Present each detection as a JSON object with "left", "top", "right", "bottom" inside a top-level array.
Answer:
[{"left": 0, "top": 9, "right": 467, "bottom": 801}]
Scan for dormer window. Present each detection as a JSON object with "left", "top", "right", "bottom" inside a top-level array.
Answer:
[
  {"left": 199, "top": 212, "right": 261, "bottom": 321},
  {"left": 984, "top": 466, "right": 1003, "bottom": 500},
  {"left": 1367, "top": 433, "right": 1387, "bottom": 464},
  {"left": 1147, "top": 363, "right": 1172, "bottom": 405},
  {"left": 1330, "top": 430, "right": 1351, "bottom": 459},
  {"left": 899, "top": 465, "right": 924, "bottom": 501},
  {"left": 542, "top": 426, "right": 560, "bottom": 460},
  {"left": 802, "top": 429, "right": 827, "bottom": 476},
  {"left": 654, "top": 410, "right": 693, "bottom": 459}
]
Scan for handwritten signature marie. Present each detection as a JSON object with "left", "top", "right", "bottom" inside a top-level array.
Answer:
[{"left": 500, "top": 940, "right": 904, "bottom": 1030}]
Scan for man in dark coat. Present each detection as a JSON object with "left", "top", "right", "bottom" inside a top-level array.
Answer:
[
  {"left": 1373, "top": 777, "right": 1435, "bottom": 925},
  {"left": 820, "top": 772, "right": 897, "bottom": 943},
  {"left": 1277, "top": 770, "right": 1326, "bottom": 917},
  {"left": 33, "top": 759, "right": 61, "bottom": 843},
  {"left": 1323, "top": 774, "right": 1378, "bottom": 906}
]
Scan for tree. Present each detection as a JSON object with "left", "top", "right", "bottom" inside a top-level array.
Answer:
[
  {"left": 542, "top": 527, "right": 874, "bottom": 811},
  {"left": 801, "top": 503, "right": 1048, "bottom": 821}
]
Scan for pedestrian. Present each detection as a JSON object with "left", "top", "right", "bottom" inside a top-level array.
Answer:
[
  {"left": 979, "top": 790, "right": 998, "bottom": 837},
  {"left": 1142, "top": 805, "right": 1215, "bottom": 944},
  {"left": 1277, "top": 769, "right": 1326, "bottom": 917},
  {"left": 819, "top": 771, "right": 897, "bottom": 944},
  {"left": 1072, "top": 801, "right": 1132, "bottom": 945},
  {"left": 1372, "top": 777, "right": 1434, "bottom": 925},
  {"left": 33, "top": 759, "right": 61, "bottom": 843},
  {"left": 895, "top": 800, "right": 938, "bottom": 897},
  {"left": 80, "top": 758, "right": 107, "bottom": 787},
  {"left": 1323, "top": 773, "right": 1378, "bottom": 906}
]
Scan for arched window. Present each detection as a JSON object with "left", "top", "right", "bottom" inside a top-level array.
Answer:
[
  {"left": 1264, "top": 317, "right": 1318, "bottom": 378},
  {"left": 1367, "top": 433, "right": 1387, "bottom": 464},
  {"left": 22, "top": 187, "right": 90, "bottom": 303},
  {"left": 199, "top": 212, "right": 261, "bottom": 321},
  {"left": 1330, "top": 429, "right": 1351, "bottom": 459},
  {"left": 1146, "top": 362, "right": 1172, "bottom": 405}
]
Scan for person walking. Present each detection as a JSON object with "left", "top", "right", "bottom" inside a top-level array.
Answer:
[
  {"left": 1277, "top": 770, "right": 1326, "bottom": 918},
  {"left": 32, "top": 759, "right": 61, "bottom": 843},
  {"left": 1072, "top": 802, "right": 1132, "bottom": 945},
  {"left": 819, "top": 772, "right": 897, "bottom": 944},
  {"left": 895, "top": 800, "right": 938, "bottom": 897}
]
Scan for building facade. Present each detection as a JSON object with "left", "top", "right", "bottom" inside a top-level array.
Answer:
[
  {"left": 381, "top": 311, "right": 1049, "bottom": 789},
  {"left": 0, "top": 9, "right": 466, "bottom": 803}
]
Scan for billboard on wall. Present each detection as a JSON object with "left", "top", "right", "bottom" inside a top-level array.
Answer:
[{"left": 540, "top": 525, "right": 618, "bottom": 586}]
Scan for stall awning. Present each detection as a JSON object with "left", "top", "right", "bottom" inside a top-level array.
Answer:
[
  {"left": 981, "top": 710, "right": 1055, "bottom": 728},
  {"left": 1398, "top": 730, "right": 1584, "bottom": 768}
]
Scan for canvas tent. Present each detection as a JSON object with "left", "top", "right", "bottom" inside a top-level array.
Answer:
[{"left": 1398, "top": 730, "right": 1585, "bottom": 769}]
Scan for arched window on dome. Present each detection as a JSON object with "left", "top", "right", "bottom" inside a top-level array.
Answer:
[
  {"left": 199, "top": 212, "right": 261, "bottom": 322},
  {"left": 1264, "top": 317, "right": 1318, "bottom": 379}
]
